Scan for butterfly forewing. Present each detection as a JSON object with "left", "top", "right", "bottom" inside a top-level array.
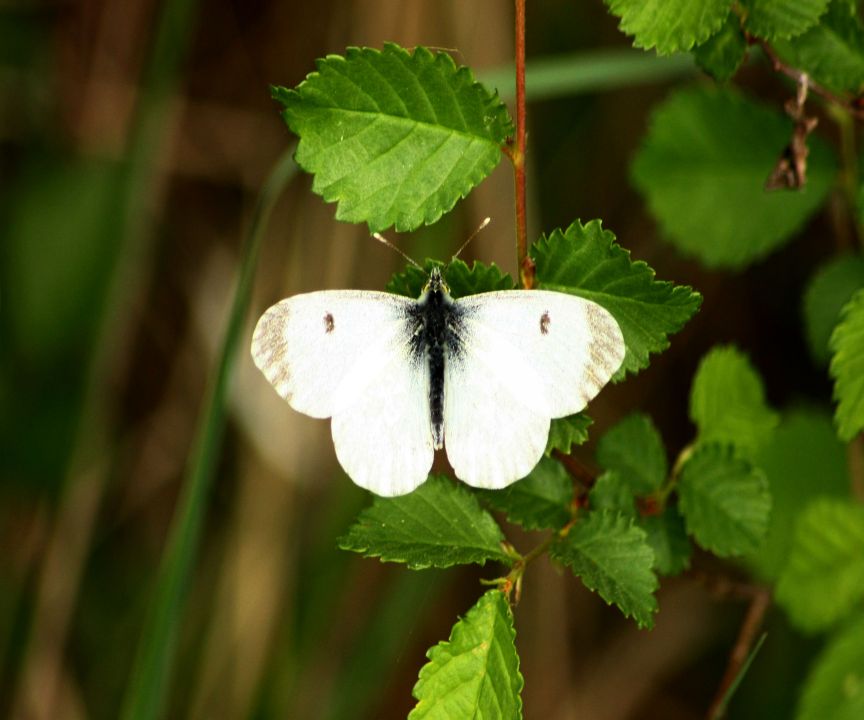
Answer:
[
  {"left": 251, "top": 291, "right": 435, "bottom": 494},
  {"left": 443, "top": 291, "right": 624, "bottom": 488}
]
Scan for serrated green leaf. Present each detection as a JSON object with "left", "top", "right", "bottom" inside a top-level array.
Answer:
[
  {"left": 604, "top": 0, "right": 730, "bottom": 54},
  {"left": 478, "top": 457, "right": 573, "bottom": 531},
  {"left": 690, "top": 345, "right": 779, "bottom": 457},
  {"left": 777, "top": 499, "right": 864, "bottom": 632},
  {"left": 743, "top": 0, "right": 831, "bottom": 40},
  {"left": 804, "top": 255, "right": 864, "bottom": 365},
  {"left": 386, "top": 258, "right": 514, "bottom": 299},
  {"left": 678, "top": 444, "right": 771, "bottom": 557},
  {"left": 774, "top": 0, "right": 864, "bottom": 93},
  {"left": 338, "top": 475, "right": 510, "bottom": 569},
  {"left": 750, "top": 409, "right": 849, "bottom": 580},
  {"left": 532, "top": 220, "right": 702, "bottom": 378},
  {"left": 410, "top": 590, "right": 523, "bottom": 720},
  {"left": 693, "top": 11, "right": 748, "bottom": 82},
  {"left": 797, "top": 613, "right": 864, "bottom": 720},
  {"left": 589, "top": 471, "right": 637, "bottom": 517},
  {"left": 641, "top": 506, "right": 692, "bottom": 576},
  {"left": 830, "top": 289, "right": 864, "bottom": 440},
  {"left": 274, "top": 43, "right": 513, "bottom": 232},
  {"left": 597, "top": 412, "right": 668, "bottom": 493},
  {"left": 545, "top": 413, "right": 592, "bottom": 455},
  {"left": 632, "top": 86, "right": 836, "bottom": 269},
  {"left": 550, "top": 511, "right": 658, "bottom": 628}
]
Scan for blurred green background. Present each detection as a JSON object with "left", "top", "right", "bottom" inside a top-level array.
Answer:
[{"left": 0, "top": 1, "right": 843, "bottom": 718}]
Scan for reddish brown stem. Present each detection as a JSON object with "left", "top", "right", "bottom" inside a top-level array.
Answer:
[
  {"left": 512, "top": 0, "right": 533, "bottom": 288},
  {"left": 753, "top": 36, "right": 864, "bottom": 120},
  {"left": 706, "top": 588, "right": 772, "bottom": 719}
]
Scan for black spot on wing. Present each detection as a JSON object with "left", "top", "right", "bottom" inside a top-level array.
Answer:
[
  {"left": 323, "top": 312, "right": 335, "bottom": 333},
  {"left": 540, "top": 311, "right": 550, "bottom": 335}
]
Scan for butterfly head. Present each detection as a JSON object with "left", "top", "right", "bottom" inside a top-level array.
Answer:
[{"left": 424, "top": 266, "right": 450, "bottom": 297}]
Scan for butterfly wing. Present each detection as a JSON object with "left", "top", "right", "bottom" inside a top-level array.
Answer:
[
  {"left": 443, "top": 290, "right": 624, "bottom": 489},
  {"left": 251, "top": 291, "right": 434, "bottom": 496}
]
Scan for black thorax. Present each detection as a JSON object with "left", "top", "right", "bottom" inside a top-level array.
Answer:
[{"left": 407, "top": 275, "right": 464, "bottom": 449}]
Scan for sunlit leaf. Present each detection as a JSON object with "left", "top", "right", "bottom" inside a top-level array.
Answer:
[
  {"left": 604, "top": 0, "right": 730, "bottom": 54},
  {"left": 339, "top": 476, "right": 510, "bottom": 569},
  {"left": 275, "top": 43, "right": 513, "bottom": 232},
  {"left": 742, "top": 0, "right": 831, "bottom": 40},
  {"left": 532, "top": 220, "right": 702, "bottom": 378},
  {"left": 410, "top": 590, "right": 523, "bottom": 719}
]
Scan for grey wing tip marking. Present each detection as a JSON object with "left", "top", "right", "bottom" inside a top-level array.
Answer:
[
  {"left": 251, "top": 299, "right": 294, "bottom": 401},
  {"left": 580, "top": 302, "right": 626, "bottom": 403}
]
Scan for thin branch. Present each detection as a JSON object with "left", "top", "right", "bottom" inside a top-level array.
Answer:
[
  {"left": 706, "top": 588, "right": 772, "bottom": 719},
  {"left": 752, "top": 36, "right": 864, "bottom": 121},
  {"left": 512, "top": 0, "right": 533, "bottom": 288}
]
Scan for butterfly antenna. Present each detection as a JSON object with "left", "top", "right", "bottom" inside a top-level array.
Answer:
[
  {"left": 451, "top": 217, "right": 491, "bottom": 261},
  {"left": 372, "top": 232, "right": 422, "bottom": 269}
]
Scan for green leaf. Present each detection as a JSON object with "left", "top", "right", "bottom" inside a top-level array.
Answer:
[
  {"left": 797, "top": 613, "right": 864, "bottom": 720},
  {"left": 678, "top": 444, "right": 771, "bottom": 557},
  {"left": 774, "top": 0, "right": 864, "bottom": 93},
  {"left": 386, "top": 258, "right": 514, "bottom": 299},
  {"left": 274, "top": 43, "right": 513, "bottom": 232},
  {"left": 545, "top": 413, "right": 593, "bottom": 455},
  {"left": 550, "top": 511, "right": 658, "bottom": 628},
  {"left": 742, "top": 0, "right": 831, "bottom": 40},
  {"left": 689, "top": 345, "right": 779, "bottom": 457},
  {"left": 479, "top": 457, "right": 573, "bottom": 531},
  {"left": 338, "top": 476, "right": 510, "bottom": 569},
  {"left": 597, "top": 412, "right": 667, "bottom": 493},
  {"left": 830, "top": 289, "right": 864, "bottom": 440},
  {"left": 750, "top": 409, "right": 849, "bottom": 580},
  {"left": 532, "top": 220, "right": 702, "bottom": 378},
  {"left": 604, "top": 0, "right": 731, "bottom": 54},
  {"left": 776, "top": 499, "right": 864, "bottom": 633},
  {"left": 641, "top": 507, "right": 691, "bottom": 576},
  {"left": 631, "top": 86, "right": 837, "bottom": 269},
  {"left": 589, "top": 471, "right": 636, "bottom": 517},
  {"left": 804, "top": 255, "right": 864, "bottom": 365},
  {"left": 693, "top": 11, "right": 748, "bottom": 82},
  {"left": 410, "top": 590, "right": 523, "bottom": 720}
]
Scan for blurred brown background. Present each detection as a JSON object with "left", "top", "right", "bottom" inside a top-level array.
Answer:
[{"left": 0, "top": 1, "right": 836, "bottom": 718}]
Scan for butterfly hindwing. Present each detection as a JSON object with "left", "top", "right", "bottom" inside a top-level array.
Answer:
[
  {"left": 251, "top": 291, "right": 435, "bottom": 495},
  {"left": 443, "top": 291, "right": 624, "bottom": 488}
]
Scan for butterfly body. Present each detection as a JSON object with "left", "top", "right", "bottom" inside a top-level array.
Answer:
[
  {"left": 406, "top": 268, "right": 464, "bottom": 449},
  {"left": 252, "top": 267, "right": 625, "bottom": 496}
]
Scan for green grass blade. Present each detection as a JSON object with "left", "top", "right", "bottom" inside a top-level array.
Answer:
[
  {"left": 121, "top": 148, "right": 297, "bottom": 720},
  {"left": 478, "top": 49, "right": 695, "bottom": 101},
  {"left": 712, "top": 632, "right": 768, "bottom": 719}
]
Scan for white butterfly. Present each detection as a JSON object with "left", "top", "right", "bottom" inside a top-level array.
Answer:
[{"left": 251, "top": 267, "right": 625, "bottom": 496}]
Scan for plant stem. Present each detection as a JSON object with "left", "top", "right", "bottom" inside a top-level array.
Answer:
[
  {"left": 512, "top": 0, "right": 533, "bottom": 288},
  {"left": 705, "top": 588, "right": 771, "bottom": 719},
  {"left": 833, "top": 105, "right": 864, "bottom": 250},
  {"left": 120, "top": 148, "right": 296, "bottom": 720},
  {"left": 751, "top": 36, "right": 864, "bottom": 120}
]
